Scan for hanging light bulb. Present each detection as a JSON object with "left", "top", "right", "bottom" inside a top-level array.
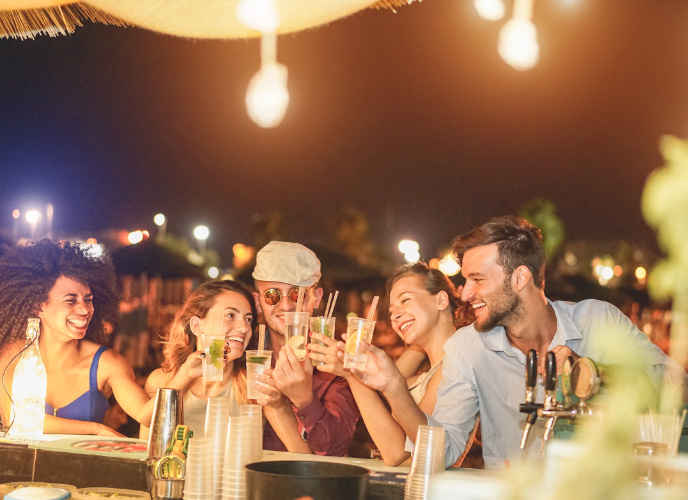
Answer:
[
  {"left": 474, "top": 0, "right": 505, "bottom": 21},
  {"left": 246, "top": 61, "right": 289, "bottom": 128},
  {"left": 498, "top": 0, "right": 539, "bottom": 71},
  {"left": 498, "top": 17, "right": 539, "bottom": 70},
  {"left": 236, "top": 0, "right": 280, "bottom": 34}
]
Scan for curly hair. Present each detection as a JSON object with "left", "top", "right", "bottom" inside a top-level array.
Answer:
[
  {"left": 386, "top": 261, "right": 475, "bottom": 329},
  {"left": 161, "top": 280, "right": 258, "bottom": 404},
  {"left": 0, "top": 239, "right": 119, "bottom": 349}
]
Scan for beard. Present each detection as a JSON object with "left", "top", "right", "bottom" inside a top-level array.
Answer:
[{"left": 474, "top": 279, "right": 522, "bottom": 332}]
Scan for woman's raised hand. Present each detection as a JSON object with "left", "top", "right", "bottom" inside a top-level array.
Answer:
[{"left": 350, "top": 341, "right": 405, "bottom": 393}]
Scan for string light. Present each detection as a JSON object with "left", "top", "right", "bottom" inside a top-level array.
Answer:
[
  {"left": 474, "top": 0, "right": 506, "bottom": 21},
  {"left": 237, "top": 1, "right": 289, "bottom": 128},
  {"left": 245, "top": 34, "right": 290, "bottom": 128},
  {"left": 498, "top": 0, "right": 539, "bottom": 71}
]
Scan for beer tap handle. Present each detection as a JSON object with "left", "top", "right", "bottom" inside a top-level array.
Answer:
[
  {"left": 525, "top": 349, "right": 537, "bottom": 404},
  {"left": 561, "top": 356, "right": 574, "bottom": 408},
  {"left": 544, "top": 351, "right": 556, "bottom": 392}
]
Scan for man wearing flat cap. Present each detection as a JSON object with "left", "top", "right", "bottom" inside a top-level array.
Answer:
[{"left": 251, "top": 241, "right": 359, "bottom": 456}]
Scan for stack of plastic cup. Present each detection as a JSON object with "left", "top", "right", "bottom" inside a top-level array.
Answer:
[
  {"left": 205, "top": 398, "right": 231, "bottom": 500},
  {"left": 404, "top": 425, "right": 446, "bottom": 500},
  {"left": 240, "top": 404, "right": 263, "bottom": 464},
  {"left": 183, "top": 437, "right": 214, "bottom": 500},
  {"left": 222, "top": 415, "right": 252, "bottom": 500}
]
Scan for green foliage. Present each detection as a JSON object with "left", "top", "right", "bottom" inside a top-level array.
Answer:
[{"left": 519, "top": 198, "right": 565, "bottom": 260}]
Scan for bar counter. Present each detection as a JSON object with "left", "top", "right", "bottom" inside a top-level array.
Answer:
[{"left": 0, "top": 436, "right": 410, "bottom": 500}]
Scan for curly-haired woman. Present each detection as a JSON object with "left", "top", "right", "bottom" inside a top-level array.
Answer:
[
  {"left": 140, "top": 280, "right": 258, "bottom": 439},
  {"left": 0, "top": 239, "right": 200, "bottom": 436}
]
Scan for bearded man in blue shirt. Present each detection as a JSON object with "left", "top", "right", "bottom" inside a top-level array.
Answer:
[{"left": 351, "top": 216, "right": 687, "bottom": 469}]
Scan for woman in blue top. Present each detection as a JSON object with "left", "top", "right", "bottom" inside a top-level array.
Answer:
[{"left": 0, "top": 239, "right": 204, "bottom": 436}]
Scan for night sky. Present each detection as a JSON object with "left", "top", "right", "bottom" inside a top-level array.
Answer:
[{"left": 2, "top": 0, "right": 688, "bottom": 263}]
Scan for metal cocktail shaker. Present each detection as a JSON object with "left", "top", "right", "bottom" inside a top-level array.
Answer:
[
  {"left": 147, "top": 388, "right": 184, "bottom": 494},
  {"left": 148, "top": 388, "right": 184, "bottom": 459}
]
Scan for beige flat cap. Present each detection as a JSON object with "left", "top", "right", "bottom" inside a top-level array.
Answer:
[{"left": 252, "top": 241, "right": 321, "bottom": 287}]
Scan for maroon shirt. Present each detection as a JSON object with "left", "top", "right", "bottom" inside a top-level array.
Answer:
[{"left": 262, "top": 367, "right": 359, "bottom": 456}]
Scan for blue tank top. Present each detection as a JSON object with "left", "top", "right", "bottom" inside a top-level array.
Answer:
[{"left": 45, "top": 345, "right": 110, "bottom": 423}]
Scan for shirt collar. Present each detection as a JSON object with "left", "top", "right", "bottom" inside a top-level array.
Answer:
[{"left": 480, "top": 298, "right": 584, "bottom": 354}]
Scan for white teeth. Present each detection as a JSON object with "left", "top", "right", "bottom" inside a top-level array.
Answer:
[
  {"left": 227, "top": 336, "right": 243, "bottom": 343},
  {"left": 399, "top": 320, "right": 413, "bottom": 332},
  {"left": 68, "top": 318, "right": 88, "bottom": 327},
  {"left": 472, "top": 302, "right": 486, "bottom": 310}
]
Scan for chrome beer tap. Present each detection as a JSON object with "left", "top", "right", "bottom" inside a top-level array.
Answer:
[
  {"left": 519, "top": 349, "right": 540, "bottom": 450},
  {"left": 519, "top": 349, "right": 604, "bottom": 454},
  {"left": 540, "top": 352, "right": 559, "bottom": 452},
  {"left": 537, "top": 356, "right": 602, "bottom": 452}
]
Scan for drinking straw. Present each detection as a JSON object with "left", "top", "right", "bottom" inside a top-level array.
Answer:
[
  {"left": 324, "top": 293, "right": 333, "bottom": 319},
  {"left": 295, "top": 286, "right": 305, "bottom": 313},
  {"left": 328, "top": 291, "right": 339, "bottom": 318},
  {"left": 258, "top": 324, "right": 266, "bottom": 351},
  {"left": 366, "top": 296, "right": 379, "bottom": 322}
]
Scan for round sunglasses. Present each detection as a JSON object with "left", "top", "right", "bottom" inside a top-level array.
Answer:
[{"left": 261, "top": 285, "right": 316, "bottom": 306}]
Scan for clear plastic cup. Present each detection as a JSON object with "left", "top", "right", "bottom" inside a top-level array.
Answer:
[
  {"left": 343, "top": 317, "right": 375, "bottom": 370},
  {"left": 284, "top": 311, "right": 309, "bottom": 361},
  {"left": 309, "top": 316, "right": 336, "bottom": 366},
  {"left": 184, "top": 437, "right": 213, "bottom": 496},
  {"left": 404, "top": 424, "right": 446, "bottom": 500},
  {"left": 204, "top": 398, "right": 230, "bottom": 500},
  {"left": 245, "top": 350, "right": 272, "bottom": 399},
  {"left": 240, "top": 404, "right": 263, "bottom": 463},
  {"left": 198, "top": 334, "right": 225, "bottom": 382},
  {"left": 224, "top": 416, "right": 252, "bottom": 471}
]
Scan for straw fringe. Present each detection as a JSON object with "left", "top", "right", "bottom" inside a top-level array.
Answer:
[
  {"left": 369, "top": 0, "right": 419, "bottom": 13},
  {"left": 0, "top": 3, "right": 132, "bottom": 40}
]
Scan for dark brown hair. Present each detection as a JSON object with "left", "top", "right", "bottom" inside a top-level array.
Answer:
[
  {"left": 386, "top": 261, "right": 474, "bottom": 329},
  {"left": 451, "top": 216, "right": 545, "bottom": 289}
]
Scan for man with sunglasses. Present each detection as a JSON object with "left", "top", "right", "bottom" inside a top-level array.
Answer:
[{"left": 251, "top": 241, "right": 359, "bottom": 456}]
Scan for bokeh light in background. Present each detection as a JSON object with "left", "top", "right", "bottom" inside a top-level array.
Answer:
[
  {"left": 153, "top": 213, "right": 166, "bottom": 226},
  {"left": 438, "top": 254, "right": 461, "bottom": 276},
  {"left": 208, "top": 267, "right": 219, "bottom": 279},
  {"left": 128, "top": 230, "right": 144, "bottom": 244},
  {"left": 193, "top": 225, "right": 210, "bottom": 241},
  {"left": 25, "top": 210, "right": 40, "bottom": 224},
  {"left": 398, "top": 239, "right": 420, "bottom": 263}
]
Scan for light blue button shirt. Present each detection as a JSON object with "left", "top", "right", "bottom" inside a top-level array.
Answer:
[{"left": 426, "top": 299, "right": 687, "bottom": 469}]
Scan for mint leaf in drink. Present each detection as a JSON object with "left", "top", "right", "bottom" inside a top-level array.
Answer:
[
  {"left": 247, "top": 356, "right": 269, "bottom": 364},
  {"left": 208, "top": 339, "right": 224, "bottom": 369},
  {"left": 322, "top": 325, "right": 333, "bottom": 338}
]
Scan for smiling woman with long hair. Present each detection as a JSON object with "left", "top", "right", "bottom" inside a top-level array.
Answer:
[
  {"left": 140, "top": 280, "right": 258, "bottom": 439},
  {"left": 312, "top": 262, "right": 482, "bottom": 467},
  {"left": 0, "top": 239, "right": 197, "bottom": 436}
]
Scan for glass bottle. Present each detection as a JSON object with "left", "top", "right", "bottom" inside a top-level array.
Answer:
[{"left": 10, "top": 318, "right": 47, "bottom": 437}]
